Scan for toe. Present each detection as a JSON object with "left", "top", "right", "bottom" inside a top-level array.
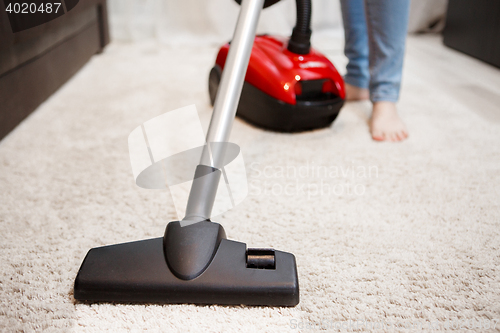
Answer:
[
  {"left": 371, "top": 128, "right": 385, "bottom": 141},
  {"left": 398, "top": 129, "right": 409, "bottom": 140}
]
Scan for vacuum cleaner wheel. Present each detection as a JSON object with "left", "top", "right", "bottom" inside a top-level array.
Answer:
[{"left": 209, "top": 65, "right": 221, "bottom": 106}]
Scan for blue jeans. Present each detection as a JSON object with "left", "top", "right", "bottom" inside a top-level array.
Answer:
[{"left": 340, "top": 0, "right": 410, "bottom": 102}]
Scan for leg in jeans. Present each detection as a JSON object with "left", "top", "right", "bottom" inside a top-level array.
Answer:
[
  {"left": 340, "top": 0, "right": 410, "bottom": 141},
  {"left": 365, "top": 0, "right": 410, "bottom": 102},
  {"left": 340, "top": 0, "right": 370, "bottom": 91}
]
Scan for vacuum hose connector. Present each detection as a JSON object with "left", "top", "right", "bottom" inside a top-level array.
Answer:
[{"left": 287, "top": 0, "right": 312, "bottom": 54}]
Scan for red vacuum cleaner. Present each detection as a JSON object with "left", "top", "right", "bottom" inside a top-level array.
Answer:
[{"left": 209, "top": 0, "right": 345, "bottom": 132}]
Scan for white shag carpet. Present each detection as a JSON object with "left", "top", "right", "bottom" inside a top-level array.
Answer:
[{"left": 1, "top": 34, "right": 500, "bottom": 332}]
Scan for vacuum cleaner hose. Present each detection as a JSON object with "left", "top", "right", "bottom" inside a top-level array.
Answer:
[{"left": 288, "top": 0, "right": 312, "bottom": 54}]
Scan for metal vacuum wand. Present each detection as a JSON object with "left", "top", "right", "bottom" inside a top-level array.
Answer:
[
  {"left": 74, "top": 0, "right": 300, "bottom": 305},
  {"left": 183, "top": 0, "right": 264, "bottom": 223}
]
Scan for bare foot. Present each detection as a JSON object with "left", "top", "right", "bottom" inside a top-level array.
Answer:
[
  {"left": 345, "top": 83, "right": 369, "bottom": 101},
  {"left": 369, "top": 101, "right": 408, "bottom": 142}
]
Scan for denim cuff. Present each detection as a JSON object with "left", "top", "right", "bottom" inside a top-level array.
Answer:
[
  {"left": 343, "top": 75, "right": 369, "bottom": 90},
  {"left": 370, "top": 93, "right": 399, "bottom": 103}
]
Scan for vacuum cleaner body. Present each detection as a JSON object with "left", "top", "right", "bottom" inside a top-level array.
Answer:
[{"left": 210, "top": 36, "right": 345, "bottom": 132}]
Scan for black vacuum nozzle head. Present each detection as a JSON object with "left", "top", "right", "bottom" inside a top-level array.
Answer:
[{"left": 74, "top": 221, "right": 299, "bottom": 306}]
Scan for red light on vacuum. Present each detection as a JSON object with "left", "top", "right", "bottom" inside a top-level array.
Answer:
[
  {"left": 294, "top": 81, "right": 302, "bottom": 96},
  {"left": 322, "top": 79, "right": 333, "bottom": 93}
]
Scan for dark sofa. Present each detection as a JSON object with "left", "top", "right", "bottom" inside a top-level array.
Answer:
[
  {"left": 0, "top": 0, "right": 110, "bottom": 140},
  {"left": 443, "top": 0, "right": 500, "bottom": 69}
]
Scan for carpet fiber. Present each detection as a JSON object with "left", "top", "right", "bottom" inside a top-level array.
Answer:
[{"left": 1, "top": 35, "right": 500, "bottom": 332}]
